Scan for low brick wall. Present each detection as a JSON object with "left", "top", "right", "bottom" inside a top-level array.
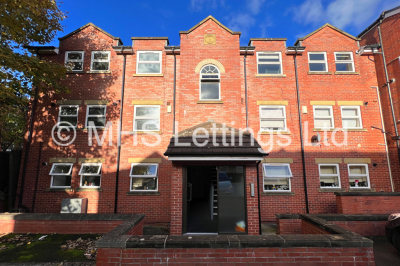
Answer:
[
  {"left": 96, "top": 247, "right": 375, "bottom": 265},
  {"left": 302, "top": 220, "right": 332, "bottom": 235},
  {"left": 275, "top": 214, "right": 302, "bottom": 235},
  {"left": 333, "top": 221, "right": 387, "bottom": 236},
  {"left": 335, "top": 192, "right": 400, "bottom": 214},
  {"left": 0, "top": 213, "right": 144, "bottom": 235}
]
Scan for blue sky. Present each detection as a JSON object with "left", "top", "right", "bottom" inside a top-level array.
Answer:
[{"left": 49, "top": 0, "right": 400, "bottom": 46}]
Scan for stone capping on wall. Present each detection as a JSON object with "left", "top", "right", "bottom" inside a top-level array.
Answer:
[
  {"left": 0, "top": 213, "right": 144, "bottom": 221},
  {"left": 96, "top": 213, "right": 373, "bottom": 249},
  {"left": 334, "top": 191, "right": 400, "bottom": 196}
]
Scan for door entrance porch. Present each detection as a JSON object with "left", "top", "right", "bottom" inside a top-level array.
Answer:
[{"left": 184, "top": 165, "right": 247, "bottom": 234}]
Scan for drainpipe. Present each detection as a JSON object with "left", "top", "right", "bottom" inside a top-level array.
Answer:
[
  {"left": 172, "top": 48, "right": 177, "bottom": 134},
  {"left": 377, "top": 20, "right": 400, "bottom": 169},
  {"left": 114, "top": 53, "right": 127, "bottom": 213},
  {"left": 31, "top": 141, "right": 43, "bottom": 212},
  {"left": 372, "top": 86, "right": 394, "bottom": 192},
  {"left": 18, "top": 50, "right": 41, "bottom": 212},
  {"left": 244, "top": 47, "right": 249, "bottom": 129},
  {"left": 293, "top": 48, "right": 309, "bottom": 214},
  {"left": 256, "top": 160, "right": 262, "bottom": 235}
]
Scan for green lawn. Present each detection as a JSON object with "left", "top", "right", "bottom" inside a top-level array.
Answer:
[{"left": 0, "top": 233, "right": 101, "bottom": 263}]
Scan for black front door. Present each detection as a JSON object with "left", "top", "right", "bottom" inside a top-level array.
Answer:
[{"left": 184, "top": 165, "right": 247, "bottom": 234}]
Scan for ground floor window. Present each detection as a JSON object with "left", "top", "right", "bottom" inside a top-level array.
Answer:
[
  {"left": 262, "top": 163, "right": 292, "bottom": 192},
  {"left": 79, "top": 163, "right": 102, "bottom": 187},
  {"left": 319, "top": 164, "right": 341, "bottom": 188},
  {"left": 130, "top": 163, "right": 158, "bottom": 191},
  {"left": 49, "top": 163, "right": 73, "bottom": 188},
  {"left": 348, "top": 164, "right": 370, "bottom": 188}
]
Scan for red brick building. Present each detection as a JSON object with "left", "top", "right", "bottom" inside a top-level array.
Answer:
[
  {"left": 16, "top": 16, "right": 394, "bottom": 235},
  {"left": 358, "top": 5, "right": 400, "bottom": 192}
]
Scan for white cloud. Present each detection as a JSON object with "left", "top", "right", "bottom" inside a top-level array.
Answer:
[
  {"left": 226, "top": 13, "right": 256, "bottom": 37},
  {"left": 247, "top": 0, "right": 266, "bottom": 15},
  {"left": 190, "top": 0, "right": 225, "bottom": 12},
  {"left": 260, "top": 18, "right": 273, "bottom": 37},
  {"left": 290, "top": 0, "right": 400, "bottom": 30}
]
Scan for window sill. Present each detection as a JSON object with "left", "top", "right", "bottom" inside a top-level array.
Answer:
[
  {"left": 255, "top": 74, "right": 286, "bottom": 78},
  {"left": 261, "top": 192, "right": 295, "bottom": 196},
  {"left": 260, "top": 131, "right": 291, "bottom": 135},
  {"left": 126, "top": 191, "right": 160, "bottom": 196},
  {"left": 132, "top": 74, "right": 164, "bottom": 77},
  {"left": 342, "top": 128, "right": 367, "bottom": 132},
  {"left": 45, "top": 188, "right": 73, "bottom": 192},
  {"left": 308, "top": 71, "right": 332, "bottom": 75},
  {"left": 348, "top": 188, "right": 375, "bottom": 192},
  {"left": 312, "top": 128, "right": 335, "bottom": 132},
  {"left": 129, "top": 131, "right": 162, "bottom": 134},
  {"left": 86, "top": 71, "right": 111, "bottom": 74},
  {"left": 318, "top": 188, "right": 346, "bottom": 193},
  {"left": 334, "top": 71, "right": 360, "bottom": 75},
  {"left": 81, "top": 127, "right": 107, "bottom": 132},
  {"left": 66, "top": 71, "right": 85, "bottom": 74},
  {"left": 197, "top": 101, "right": 223, "bottom": 104},
  {"left": 75, "top": 188, "right": 103, "bottom": 192}
]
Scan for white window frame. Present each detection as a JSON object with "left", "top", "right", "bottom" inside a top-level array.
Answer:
[
  {"left": 49, "top": 163, "right": 73, "bottom": 188},
  {"left": 308, "top": 52, "right": 328, "bottom": 72},
  {"left": 340, "top": 106, "right": 362, "bottom": 129},
  {"left": 58, "top": 105, "right": 79, "bottom": 128},
  {"left": 86, "top": 105, "right": 107, "bottom": 128},
  {"left": 136, "top": 51, "right": 162, "bottom": 74},
  {"left": 79, "top": 163, "right": 102, "bottom": 188},
  {"left": 199, "top": 64, "right": 221, "bottom": 101},
  {"left": 259, "top": 105, "right": 287, "bottom": 132},
  {"left": 90, "top": 51, "right": 110, "bottom": 71},
  {"left": 318, "top": 164, "right": 341, "bottom": 188},
  {"left": 334, "top": 52, "right": 355, "bottom": 72},
  {"left": 65, "top": 51, "right": 84, "bottom": 71},
  {"left": 129, "top": 163, "right": 159, "bottom": 192},
  {"left": 256, "top": 52, "right": 283, "bottom": 75},
  {"left": 133, "top": 105, "right": 160, "bottom": 131},
  {"left": 313, "top": 105, "right": 334, "bottom": 129},
  {"left": 262, "top": 163, "right": 292, "bottom": 192},
  {"left": 348, "top": 164, "right": 370, "bottom": 189}
]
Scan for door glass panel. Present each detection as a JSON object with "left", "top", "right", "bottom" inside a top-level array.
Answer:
[{"left": 218, "top": 166, "right": 246, "bottom": 234}]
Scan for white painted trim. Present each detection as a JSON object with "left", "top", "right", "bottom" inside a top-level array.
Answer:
[
  {"left": 262, "top": 163, "right": 292, "bottom": 192},
  {"left": 313, "top": 105, "right": 335, "bottom": 129},
  {"left": 334, "top": 52, "right": 355, "bottom": 72},
  {"left": 340, "top": 105, "right": 363, "bottom": 129},
  {"left": 256, "top": 51, "right": 283, "bottom": 75},
  {"left": 167, "top": 157, "right": 264, "bottom": 161},
  {"left": 308, "top": 52, "right": 328, "bottom": 72},
  {"left": 133, "top": 105, "right": 160, "bottom": 131},
  {"left": 90, "top": 51, "right": 110, "bottom": 71},
  {"left": 58, "top": 105, "right": 79, "bottom": 128},
  {"left": 49, "top": 163, "right": 73, "bottom": 188},
  {"left": 318, "top": 164, "right": 341, "bottom": 188},
  {"left": 347, "top": 163, "right": 370, "bottom": 189},
  {"left": 129, "top": 163, "right": 159, "bottom": 192},
  {"left": 136, "top": 51, "right": 162, "bottom": 74},
  {"left": 259, "top": 105, "right": 287, "bottom": 132},
  {"left": 86, "top": 105, "right": 107, "bottom": 128},
  {"left": 79, "top": 163, "right": 102, "bottom": 188},
  {"left": 199, "top": 64, "right": 221, "bottom": 101},
  {"left": 65, "top": 51, "right": 84, "bottom": 71}
]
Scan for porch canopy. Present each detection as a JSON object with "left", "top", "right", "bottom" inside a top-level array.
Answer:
[{"left": 164, "top": 120, "right": 268, "bottom": 161}]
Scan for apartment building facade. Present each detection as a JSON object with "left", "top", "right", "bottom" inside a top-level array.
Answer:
[{"left": 17, "top": 16, "right": 393, "bottom": 235}]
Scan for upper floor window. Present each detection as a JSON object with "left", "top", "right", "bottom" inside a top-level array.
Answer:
[
  {"left": 91, "top": 51, "right": 110, "bottom": 71},
  {"left": 308, "top": 52, "right": 328, "bottom": 72},
  {"left": 130, "top": 163, "right": 158, "bottom": 191},
  {"left": 79, "top": 163, "right": 102, "bottom": 188},
  {"left": 259, "top": 105, "right": 287, "bottom": 132},
  {"left": 59, "top": 105, "right": 79, "bottom": 128},
  {"left": 136, "top": 51, "right": 162, "bottom": 74},
  {"left": 257, "top": 52, "right": 282, "bottom": 75},
  {"left": 49, "top": 163, "right": 73, "bottom": 188},
  {"left": 319, "top": 164, "right": 341, "bottom": 188},
  {"left": 133, "top": 105, "right": 160, "bottom": 131},
  {"left": 313, "top": 106, "right": 334, "bottom": 129},
  {"left": 348, "top": 164, "right": 370, "bottom": 188},
  {"left": 341, "top": 106, "right": 362, "bottom": 129},
  {"left": 200, "top": 65, "right": 220, "bottom": 100},
  {"left": 263, "top": 163, "right": 292, "bottom": 192},
  {"left": 65, "top": 51, "right": 84, "bottom": 71},
  {"left": 86, "top": 105, "right": 107, "bottom": 128},
  {"left": 335, "top": 52, "right": 354, "bottom": 72}
]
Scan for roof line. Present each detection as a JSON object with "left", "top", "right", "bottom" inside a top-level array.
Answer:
[
  {"left": 179, "top": 15, "right": 241, "bottom": 36},
  {"left": 58, "top": 22, "right": 122, "bottom": 43},
  {"left": 248, "top": 38, "right": 287, "bottom": 46},
  {"left": 294, "top": 23, "right": 360, "bottom": 46},
  {"left": 357, "top": 5, "right": 400, "bottom": 38}
]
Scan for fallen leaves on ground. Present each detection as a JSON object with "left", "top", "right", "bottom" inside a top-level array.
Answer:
[{"left": 60, "top": 236, "right": 102, "bottom": 260}]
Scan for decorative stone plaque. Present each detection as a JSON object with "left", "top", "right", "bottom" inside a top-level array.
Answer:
[
  {"left": 60, "top": 198, "right": 88, "bottom": 213},
  {"left": 204, "top": 34, "right": 216, "bottom": 45}
]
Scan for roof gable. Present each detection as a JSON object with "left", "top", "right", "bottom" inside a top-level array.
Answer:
[
  {"left": 294, "top": 23, "right": 359, "bottom": 45},
  {"left": 179, "top": 15, "right": 241, "bottom": 36},
  {"left": 58, "top": 23, "right": 122, "bottom": 43}
]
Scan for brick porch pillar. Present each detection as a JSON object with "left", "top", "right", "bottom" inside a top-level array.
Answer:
[
  {"left": 246, "top": 164, "right": 260, "bottom": 235},
  {"left": 170, "top": 163, "right": 183, "bottom": 235}
]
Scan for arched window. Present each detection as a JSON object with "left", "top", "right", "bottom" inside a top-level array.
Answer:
[{"left": 200, "top": 65, "right": 220, "bottom": 100}]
